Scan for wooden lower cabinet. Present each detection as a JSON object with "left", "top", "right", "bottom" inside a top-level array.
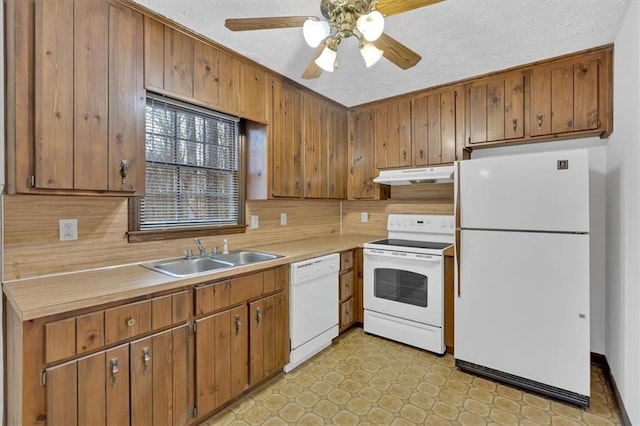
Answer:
[
  {"left": 45, "top": 344, "right": 130, "bottom": 426},
  {"left": 195, "top": 305, "right": 249, "bottom": 415},
  {"left": 249, "top": 292, "right": 289, "bottom": 384},
  {"left": 339, "top": 250, "right": 356, "bottom": 332}
]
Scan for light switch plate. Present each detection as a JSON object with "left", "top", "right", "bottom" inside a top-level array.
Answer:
[
  {"left": 280, "top": 213, "right": 287, "bottom": 226},
  {"left": 59, "top": 219, "right": 78, "bottom": 241},
  {"left": 361, "top": 212, "right": 369, "bottom": 223},
  {"left": 251, "top": 215, "right": 259, "bottom": 229}
]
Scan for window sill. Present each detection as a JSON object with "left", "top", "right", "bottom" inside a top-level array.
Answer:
[{"left": 128, "top": 224, "right": 247, "bottom": 243}]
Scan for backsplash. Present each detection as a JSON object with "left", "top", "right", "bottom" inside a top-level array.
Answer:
[
  {"left": 2, "top": 196, "right": 340, "bottom": 280},
  {"left": 2, "top": 184, "right": 454, "bottom": 280}
]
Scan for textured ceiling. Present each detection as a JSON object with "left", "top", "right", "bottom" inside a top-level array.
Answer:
[{"left": 133, "top": 0, "right": 630, "bottom": 107}]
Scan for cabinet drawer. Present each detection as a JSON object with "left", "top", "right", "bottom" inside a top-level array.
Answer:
[
  {"left": 45, "top": 317, "right": 76, "bottom": 364},
  {"left": 339, "top": 272, "right": 353, "bottom": 301},
  {"left": 76, "top": 311, "right": 104, "bottom": 355},
  {"left": 105, "top": 300, "right": 152, "bottom": 344},
  {"left": 340, "top": 251, "right": 353, "bottom": 271},
  {"left": 340, "top": 298, "right": 354, "bottom": 330},
  {"left": 195, "top": 281, "right": 231, "bottom": 315},
  {"left": 230, "top": 272, "right": 264, "bottom": 305},
  {"left": 151, "top": 291, "right": 189, "bottom": 330}
]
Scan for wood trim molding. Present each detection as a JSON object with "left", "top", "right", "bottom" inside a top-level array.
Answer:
[
  {"left": 127, "top": 225, "right": 248, "bottom": 243},
  {"left": 592, "top": 352, "right": 633, "bottom": 426}
]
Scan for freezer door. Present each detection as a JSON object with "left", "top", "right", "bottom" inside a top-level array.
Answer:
[
  {"left": 458, "top": 149, "right": 589, "bottom": 232},
  {"left": 455, "top": 230, "right": 590, "bottom": 396}
]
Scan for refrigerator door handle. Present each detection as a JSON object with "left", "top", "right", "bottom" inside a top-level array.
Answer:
[{"left": 455, "top": 229, "right": 461, "bottom": 296}]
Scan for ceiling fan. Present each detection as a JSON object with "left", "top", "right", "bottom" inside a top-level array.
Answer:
[{"left": 225, "top": 0, "right": 445, "bottom": 79}]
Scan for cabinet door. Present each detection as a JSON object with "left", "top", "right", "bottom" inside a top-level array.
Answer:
[
  {"left": 412, "top": 90, "right": 457, "bottom": 166},
  {"left": 218, "top": 51, "right": 241, "bottom": 114},
  {"left": 531, "top": 57, "right": 600, "bottom": 136},
  {"left": 303, "top": 94, "right": 328, "bottom": 198},
  {"left": 375, "top": 101, "right": 411, "bottom": 169},
  {"left": 349, "top": 108, "right": 376, "bottom": 199},
  {"left": 327, "top": 104, "right": 348, "bottom": 199},
  {"left": 240, "top": 62, "right": 268, "bottom": 122},
  {"left": 34, "top": 0, "right": 74, "bottom": 190},
  {"left": 46, "top": 345, "right": 130, "bottom": 426},
  {"left": 272, "top": 80, "right": 302, "bottom": 197},
  {"left": 143, "top": 16, "right": 164, "bottom": 89},
  {"left": 131, "top": 325, "right": 190, "bottom": 426},
  {"left": 196, "top": 308, "right": 248, "bottom": 415},
  {"left": 249, "top": 292, "right": 288, "bottom": 385},
  {"left": 107, "top": 3, "right": 144, "bottom": 193},
  {"left": 467, "top": 72, "right": 524, "bottom": 144},
  {"left": 163, "top": 26, "right": 194, "bottom": 97},
  {"left": 193, "top": 40, "right": 220, "bottom": 107}
]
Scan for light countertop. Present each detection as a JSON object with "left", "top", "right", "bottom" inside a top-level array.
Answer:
[{"left": 3, "top": 233, "right": 381, "bottom": 321}]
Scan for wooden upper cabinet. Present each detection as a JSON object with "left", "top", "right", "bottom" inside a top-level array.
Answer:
[
  {"left": 375, "top": 100, "right": 412, "bottom": 169},
  {"left": 26, "top": 0, "right": 144, "bottom": 194},
  {"left": 530, "top": 54, "right": 602, "bottom": 137},
  {"left": 349, "top": 107, "right": 386, "bottom": 200},
  {"left": 271, "top": 79, "right": 302, "bottom": 197},
  {"left": 240, "top": 62, "right": 268, "bottom": 123},
  {"left": 467, "top": 71, "right": 525, "bottom": 145},
  {"left": 303, "top": 93, "right": 328, "bottom": 198},
  {"left": 163, "top": 27, "right": 194, "bottom": 98},
  {"left": 217, "top": 51, "right": 242, "bottom": 115},
  {"left": 412, "top": 89, "right": 457, "bottom": 166},
  {"left": 193, "top": 41, "right": 220, "bottom": 107},
  {"left": 327, "top": 104, "right": 348, "bottom": 199}
]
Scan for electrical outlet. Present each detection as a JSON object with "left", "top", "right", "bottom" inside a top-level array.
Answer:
[
  {"left": 59, "top": 219, "right": 78, "bottom": 241},
  {"left": 361, "top": 212, "right": 369, "bottom": 223},
  {"left": 280, "top": 213, "right": 287, "bottom": 226},
  {"left": 251, "top": 215, "right": 259, "bottom": 229}
]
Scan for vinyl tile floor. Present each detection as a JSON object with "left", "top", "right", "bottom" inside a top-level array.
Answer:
[{"left": 202, "top": 327, "right": 622, "bottom": 425}]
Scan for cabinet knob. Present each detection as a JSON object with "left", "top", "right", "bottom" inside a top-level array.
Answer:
[
  {"left": 255, "top": 308, "right": 262, "bottom": 324},
  {"left": 536, "top": 113, "right": 544, "bottom": 129},
  {"left": 512, "top": 118, "right": 518, "bottom": 131},
  {"left": 119, "top": 160, "right": 129, "bottom": 184},
  {"left": 419, "top": 149, "right": 424, "bottom": 159},
  {"left": 126, "top": 318, "right": 136, "bottom": 327}
]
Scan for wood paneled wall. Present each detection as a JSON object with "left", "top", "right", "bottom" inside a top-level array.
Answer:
[
  {"left": 341, "top": 184, "right": 455, "bottom": 235},
  {"left": 2, "top": 196, "right": 340, "bottom": 280}
]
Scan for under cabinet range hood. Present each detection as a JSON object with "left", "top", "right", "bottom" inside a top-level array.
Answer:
[{"left": 373, "top": 166, "right": 455, "bottom": 185}]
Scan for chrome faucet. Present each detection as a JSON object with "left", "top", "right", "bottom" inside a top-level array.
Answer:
[{"left": 194, "top": 238, "right": 206, "bottom": 256}]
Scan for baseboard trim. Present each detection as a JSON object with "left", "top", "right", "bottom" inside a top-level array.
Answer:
[{"left": 592, "top": 352, "right": 632, "bottom": 426}]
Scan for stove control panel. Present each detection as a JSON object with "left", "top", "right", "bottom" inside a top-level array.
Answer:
[{"left": 387, "top": 214, "right": 455, "bottom": 234}]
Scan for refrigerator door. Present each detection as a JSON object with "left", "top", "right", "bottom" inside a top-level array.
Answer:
[
  {"left": 455, "top": 229, "right": 590, "bottom": 397},
  {"left": 458, "top": 149, "right": 589, "bottom": 233}
]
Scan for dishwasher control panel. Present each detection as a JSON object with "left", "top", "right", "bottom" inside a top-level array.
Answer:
[{"left": 290, "top": 253, "right": 339, "bottom": 284}]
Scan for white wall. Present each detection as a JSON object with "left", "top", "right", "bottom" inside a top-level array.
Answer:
[
  {"left": 606, "top": 1, "right": 640, "bottom": 423},
  {"left": 471, "top": 138, "right": 608, "bottom": 355}
]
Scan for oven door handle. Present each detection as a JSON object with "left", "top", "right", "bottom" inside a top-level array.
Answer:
[{"left": 364, "top": 249, "right": 442, "bottom": 263}]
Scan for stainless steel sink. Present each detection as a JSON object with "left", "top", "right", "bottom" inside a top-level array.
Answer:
[
  {"left": 142, "top": 250, "right": 282, "bottom": 278},
  {"left": 212, "top": 251, "right": 282, "bottom": 265},
  {"left": 142, "top": 256, "right": 234, "bottom": 278}
]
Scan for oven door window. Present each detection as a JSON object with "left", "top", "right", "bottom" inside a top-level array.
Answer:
[{"left": 373, "top": 268, "right": 428, "bottom": 307}]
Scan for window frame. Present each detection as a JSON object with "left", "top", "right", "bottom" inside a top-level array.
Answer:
[{"left": 128, "top": 94, "right": 247, "bottom": 243}]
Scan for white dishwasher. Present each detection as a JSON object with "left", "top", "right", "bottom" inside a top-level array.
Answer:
[{"left": 284, "top": 253, "right": 339, "bottom": 373}]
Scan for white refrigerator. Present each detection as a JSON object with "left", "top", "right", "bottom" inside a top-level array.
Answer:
[{"left": 454, "top": 149, "right": 590, "bottom": 406}]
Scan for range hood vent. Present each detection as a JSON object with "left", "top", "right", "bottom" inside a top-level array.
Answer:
[{"left": 373, "top": 166, "right": 455, "bottom": 185}]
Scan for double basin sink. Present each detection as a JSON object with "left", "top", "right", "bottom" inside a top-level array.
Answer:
[{"left": 142, "top": 251, "right": 282, "bottom": 278}]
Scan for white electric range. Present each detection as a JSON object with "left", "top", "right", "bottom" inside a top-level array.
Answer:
[{"left": 363, "top": 214, "right": 455, "bottom": 354}]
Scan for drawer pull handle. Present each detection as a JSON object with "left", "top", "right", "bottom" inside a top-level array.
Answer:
[
  {"left": 126, "top": 318, "right": 136, "bottom": 327},
  {"left": 255, "top": 307, "right": 262, "bottom": 324},
  {"left": 142, "top": 347, "right": 151, "bottom": 375},
  {"left": 110, "top": 358, "right": 119, "bottom": 387},
  {"left": 235, "top": 315, "right": 242, "bottom": 335}
]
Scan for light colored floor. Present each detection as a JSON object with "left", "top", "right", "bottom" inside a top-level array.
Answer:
[{"left": 203, "top": 328, "right": 622, "bottom": 425}]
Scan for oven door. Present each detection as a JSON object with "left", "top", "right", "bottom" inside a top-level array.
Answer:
[{"left": 364, "top": 248, "right": 444, "bottom": 327}]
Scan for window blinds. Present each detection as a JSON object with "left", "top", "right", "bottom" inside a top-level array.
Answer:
[{"left": 141, "top": 95, "right": 241, "bottom": 230}]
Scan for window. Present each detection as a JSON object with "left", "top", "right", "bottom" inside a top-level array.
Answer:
[{"left": 129, "top": 95, "right": 245, "bottom": 242}]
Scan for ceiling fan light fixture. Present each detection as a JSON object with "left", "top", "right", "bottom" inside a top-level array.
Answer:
[
  {"left": 303, "top": 18, "right": 330, "bottom": 47},
  {"left": 359, "top": 41, "right": 383, "bottom": 68},
  {"left": 356, "top": 10, "right": 384, "bottom": 42},
  {"left": 315, "top": 44, "right": 338, "bottom": 72}
]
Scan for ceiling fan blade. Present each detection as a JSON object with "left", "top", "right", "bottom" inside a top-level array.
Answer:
[
  {"left": 375, "top": 0, "right": 445, "bottom": 17},
  {"left": 225, "top": 16, "right": 308, "bottom": 31},
  {"left": 373, "top": 33, "right": 422, "bottom": 70},
  {"left": 301, "top": 44, "right": 325, "bottom": 80}
]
